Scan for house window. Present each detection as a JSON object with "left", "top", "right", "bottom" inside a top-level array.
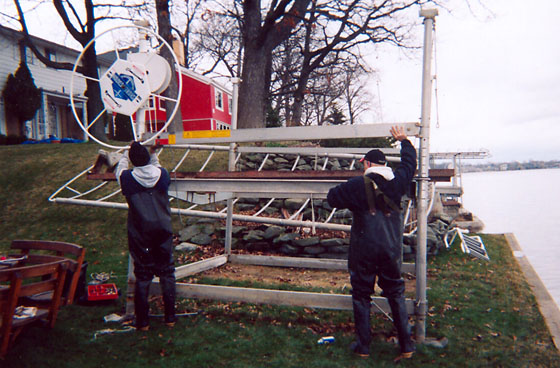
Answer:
[
  {"left": 46, "top": 49, "right": 56, "bottom": 62},
  {"left": 215, "top": 90, "right": 223, "bottom": 111},
  {"left": 148, "top": 98, "right": 164, "bottom": 110},
  {"left": 228, "top": 96, "right": 232, "bottom": 115},
  {"left": 25, "top": 49, "right": 34, "bottom": 65}
]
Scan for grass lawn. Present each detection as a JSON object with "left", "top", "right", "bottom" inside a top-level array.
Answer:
[{"left": 1, "top": 142, "right": 559, "bottom": 367}]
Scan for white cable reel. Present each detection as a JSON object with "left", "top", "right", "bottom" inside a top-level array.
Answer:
[{"left": 70, "top": 24, "right": 183, "bottom": 149}]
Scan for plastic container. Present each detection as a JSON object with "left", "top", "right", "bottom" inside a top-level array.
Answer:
[
  {"left": 87, "top": 283, "right": 118, "bottom": 301},
  {"left": 317, "top": 336, "right": 335, "bottom": 344}
]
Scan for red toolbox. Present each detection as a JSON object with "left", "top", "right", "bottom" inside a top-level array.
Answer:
[{"left": 87, "top": 283, "right": 118, "bottom": 301}]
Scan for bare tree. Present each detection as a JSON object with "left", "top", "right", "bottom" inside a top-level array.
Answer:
[
  {"left": 175, "top": 0, "right": 204, "bottom": 69},
  {"left": 282, "top": 0, "right": 425, "bottom": 127},
  {"left": 340, "top": 66, "right": 374, "bottom": 125},
  {"left": 237, "top": 0, "right": 312, "bottom": 129},
  {"left": 194, "top": 4, "right": 242, "bottom": 77}
]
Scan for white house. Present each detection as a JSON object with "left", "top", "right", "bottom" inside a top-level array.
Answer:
[{"left": 0, "top": 24, "right": 97, "bottom": 141}]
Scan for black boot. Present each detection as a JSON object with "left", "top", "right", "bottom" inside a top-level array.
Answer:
[
  {"left": 159, "top": 272, "right": 176, "bottom": 326},
  {"left": 388, "top": 297, "right": 415, "bottom": 354},
  {"left": 351, "top": 296, "right": 372, "bottom": 356},
  {"left": 134, "top": 277, "right": 152, "bottom": 330}
]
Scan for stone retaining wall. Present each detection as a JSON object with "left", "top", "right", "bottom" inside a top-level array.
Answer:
[{"left": 176, "top": 151, "right": 453, "bottom": 260}]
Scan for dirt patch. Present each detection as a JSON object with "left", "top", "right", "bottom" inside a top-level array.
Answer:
[
  {"left": 192, "top": 262, "right": 416, "bottom": 295},
  {"left": 177, "top": 242, "right": 416, "bottom": 294},
  {"left": 199, "top": 263, "right": 351, "bottom": 290}
]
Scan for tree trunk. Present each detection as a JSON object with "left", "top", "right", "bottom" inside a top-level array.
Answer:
[
  {"left": 288, "top": 68, "right": 311, "bottom": 126},
  {"left": 156, "top": 0, "right": 183, "bottom": 134},
  {"left": 83, "top": 46, "right": 106, "bottom": 141},
  {"left": 238, "top": 48, "right": 270, "bottom": 129}
]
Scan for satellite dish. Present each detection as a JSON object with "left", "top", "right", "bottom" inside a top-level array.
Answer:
[
  {"left": 69, "top": 24, "right": 182, "bottom": 149},
  {"left": 127, "top": 52, "right": 172, "bottom": 94}
]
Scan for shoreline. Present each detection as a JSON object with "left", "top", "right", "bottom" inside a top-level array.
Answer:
[{"left": 504, "top": 232, "right": 560, "bottom": 350}]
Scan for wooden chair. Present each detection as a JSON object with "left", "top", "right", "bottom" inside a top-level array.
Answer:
[
  {"left": 0, "top": 260, "right": 69, "bottom": 358},
  {"left": 10, "top": 240, "right": 86, "bottom": 305}
]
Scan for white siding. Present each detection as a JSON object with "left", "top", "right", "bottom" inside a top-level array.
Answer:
[{"left": 0, "top": 26, "right": 89, "bottom": 137}]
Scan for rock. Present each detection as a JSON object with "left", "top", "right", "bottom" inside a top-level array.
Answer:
[
  {"left": 334, "top": 209, "right": 353, "bottom": 219},
  {"left": 196, "top": 217, "right": 218, "bottom": 224},
  {"left": 303, "top": 246, "right": 325, "bottom": 255},
  {"left": 284, "top": 199, "right": 307, "bottom": 211},
  {"left": 328, "top": 245, "right": 349, "bottom": 254},
  {"left": 178, "top": 225, "right": 201, "bottom": 241},
  {"left": 236, "top": 203, "right": 256, "bottom": 211},
  {"left": 273, "top": 233, "right": 299, "bottom": 244},
  {"left": 273, "top": 157, "right": 289, "bottom": 164},
  {"left": 202, "top": 224, "right": 216, "bottom": 235},
  {"left": 190, "top": 233, "right": 213, "bottom": 245},
  {"left": 296, "top": 164, "right": 313, "bottom": 171},
  {"left": 175, "top": 242, "right": 199, "bottom": 252},
  {"left": 329, "top": 159, "right": 342, "bottom": 171},
  {"left": 262, "top": 207, "right": 279, "bottom": 215},
  {"left": 320, "top": 238, "right": 345, "bottom": 247},
  {"left": 263, "top": 226, "right": 285, "bottom": 239},
  {"left": 280, "top": 244, "right": 300, "bottom": 255},
  {"left": 246, "top": 153, "right": 264, "bottom": 163},
  {"left": 243, "top": 230, "right": 265, "bottom": 242},
  {"left": 293, "top": 237, "right": 320, "bottom": 247}
]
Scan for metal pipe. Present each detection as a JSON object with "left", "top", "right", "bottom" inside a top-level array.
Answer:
[
  {"left": 416, "top": 8, "right": 438, "bottom": 344},
  {"left": 226, "top": 78, "right": 241, "bottom": 254},
  {"left": 52, "top": 197, "right": 351, "bottom": 231}
]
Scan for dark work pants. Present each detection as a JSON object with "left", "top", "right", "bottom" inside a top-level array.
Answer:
[
  {"left": 130, "top": 235, "right": 176, "bottom": 327},
  {"left": 349, "top": 251, "right": 414, "bottom": 354}
]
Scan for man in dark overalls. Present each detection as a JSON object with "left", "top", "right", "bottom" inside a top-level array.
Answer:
[
  {"left": 327, "top": 126, "right": 417, "bottom": 361},
  {"left": 115, "top": 142, "right": 176, "bottom": 331}
]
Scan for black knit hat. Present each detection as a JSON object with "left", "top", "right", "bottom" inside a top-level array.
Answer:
[
  {"left": 360, "top": 149, "right": 386, "bottom": 165},
  {"left": 129, "top": 142, "right": 150, "bottom": 167}
]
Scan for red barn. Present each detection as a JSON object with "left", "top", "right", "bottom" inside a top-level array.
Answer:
[{"left": 140, "top": 67, "right": 232, "bottom": 137}]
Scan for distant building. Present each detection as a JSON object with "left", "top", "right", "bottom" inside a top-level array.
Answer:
[
  {"left": 1, "top": 24, "right": 232, "bottom": 142},
  {"left": 98, "top": 47, "right": 233, "bottom": 140},
  {"left": 139, "top": 68, "right": 232, "bottom": 135},
  {"left": 0, "top": 24, "right": 99, "bottom": 140}
]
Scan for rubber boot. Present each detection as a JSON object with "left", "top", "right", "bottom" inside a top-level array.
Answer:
[
  {"left": 134, "top": 277, "right": 152, "bottom": 329},
  {"left": 159, "top": 272, "right": 176, "bottom": 325},
  {"left": 351, "top": 297, "right": 372, "bottom": 355},
  {"left": 388, "top": 296, "right": 415, "bottom": 354}
]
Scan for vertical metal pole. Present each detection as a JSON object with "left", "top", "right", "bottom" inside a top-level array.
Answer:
[
  {"left": 416, "top": 8, "right": 438, "bottom": 344},
  {"left": 452, "top": 155, "right": 457, "bottom": 187},
  {"left": 225, "top": 78, "right": 240, "bottom": 255},
  {"left": 125, "top": 21, "right": 151, "bottom": 318},
  {"left": 125, "top": 254, "right": 136, "bottom": 317}
]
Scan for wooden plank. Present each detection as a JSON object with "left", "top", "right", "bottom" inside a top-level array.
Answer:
[
  {"left": 174, "top": 255, "right": 228, "bottom": 279},
  {"left": 151, "top": 282, "right": 415, "bottom": 314},
  {"left": 88, "top": 169, "right": 454, "bottom": 182},
  {"left": 230, "top": 254, "right": 415, "bottom": 275},
  {"left": 171, "top": 122, "right": 420, "bottom": 145},
  {"left": 229, "top": 254, "right": 347, "bottom": 270}
]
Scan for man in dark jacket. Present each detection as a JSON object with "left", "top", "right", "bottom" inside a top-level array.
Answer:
[
  {"left": 115, "top": 142, "right": 176, "bottom": 331},
  {"left": 327, "top": 126, "right": 417, "bottom": 361}
]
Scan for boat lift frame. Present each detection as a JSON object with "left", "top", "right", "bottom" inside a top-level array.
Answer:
[{"left": 49, "top": 9, "right": 439, "bottom": 344}]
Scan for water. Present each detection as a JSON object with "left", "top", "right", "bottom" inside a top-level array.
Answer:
[{"left": 459, "top": 168, "right": 560, "bottom": 309}]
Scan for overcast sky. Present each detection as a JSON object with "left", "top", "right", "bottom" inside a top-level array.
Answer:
[
  {"left": 2, "top": 0, "right": 559, "bottom": 163},
  {"left": 375, "top": 0, "right": 560, "bottom": 163}
]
